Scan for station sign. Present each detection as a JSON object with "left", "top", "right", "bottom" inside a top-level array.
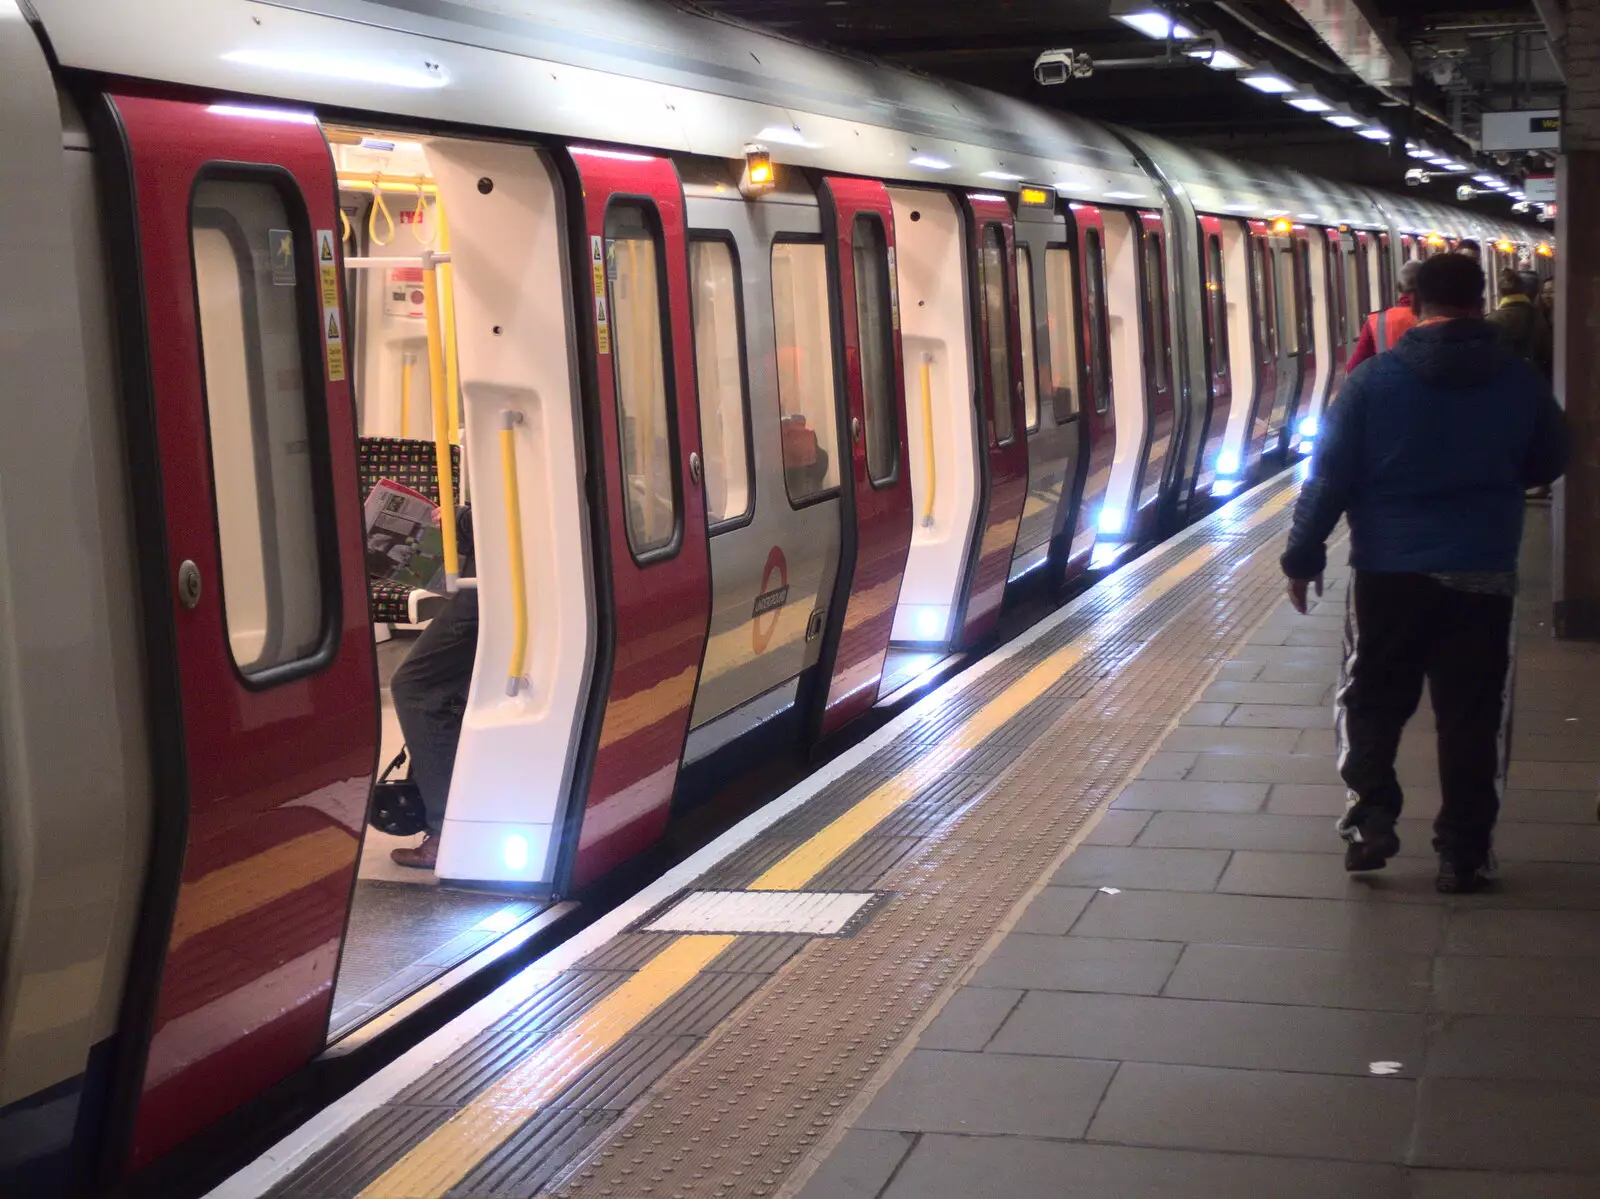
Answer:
[
  {"left": 1524, "top": 174, "right": 1556, "bottom": 203},
  {"left": 1481, "top": 109, "right": 1560, "bottom": 152}
]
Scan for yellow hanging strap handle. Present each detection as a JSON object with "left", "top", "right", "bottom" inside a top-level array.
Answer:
[
  {"left": 420, "top": 249, "right": 460, "bottom": 589},
  {"left": 920, "top": 354, "right": 937, "bottom": 527},
  {"left": 501, "top": 410, "right": 529, "bottom": 696},
  {"left": 409, "top": 178, "right": 439, "bottom": 247},
  {"left": 368, "top": 177, "right": 396, "bottom": 247},
  {"left": 340, "top": 207, "right": 353, "bottom": 246}
]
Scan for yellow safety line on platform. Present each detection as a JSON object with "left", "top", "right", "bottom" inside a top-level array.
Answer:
[{"left": 357, "top": 934, "right": 736, "bottom": 1199}]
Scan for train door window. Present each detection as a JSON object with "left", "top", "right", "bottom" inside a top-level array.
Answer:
[
  {"left": 1342, "top": 246, "right": 1362, "bottom": 336},
  {"left": 1378, "top": 240, "right": 1394, "bottom": 306},
  {"left": 1274, "top": 248, "right": 1299, "bottom": 355},
  {"left": 1141, "top": 230, "right": 1171, "bottom": 390},
  {"left": 190, "top": 177, "right": 329, "bottom": 676},
  {"left": 1084, "top": 228, "right": 1111, "bottom": 414},
  {"left": 978, "top": 224, "right": 1015, "bottom": 444},
  {"left": 852, "top": 214, "right": 899, "bottom": 485},
  {"left": 606, "top": 202, "right": 679, "bottom": 557},
  {"left": 1205, "top": 234, "right": 1230, "bottom": 373},
  {"left": 1044, "top": 245, "right": 1081, "bottom": 420},
  {"left": 1252, "top": 239, "right": 1275, "bottom": 357},
  {"left": 689, "top": 238, "right": 752, "bottom": 527},
  {"left": 1016, "top": 245, "right": 1040, "bottom": 431},
  {"left": 771, "top": 238, "right": 842, "bottom": 504},
  {"left": 1296, "top": 240, "right": 1313, "bottom": 348}
]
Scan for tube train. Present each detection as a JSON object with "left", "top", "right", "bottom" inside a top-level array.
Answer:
[{"left": 0, "top": 0, "right": 1550, "bottom": 1191}]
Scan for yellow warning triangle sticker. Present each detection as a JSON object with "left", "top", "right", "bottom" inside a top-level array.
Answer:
[
  {"left": 327, "top": 310, "right": 341, "bottom": 340},
  {"left": 320, "top": 238, "right": 334, "bottom": 262}
]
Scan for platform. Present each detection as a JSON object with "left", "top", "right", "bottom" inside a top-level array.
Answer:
[{"left": 210, "top": 471, "right": 1600, "bottom": 1199}]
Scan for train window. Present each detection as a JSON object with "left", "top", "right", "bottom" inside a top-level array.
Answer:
[
  {"left": 1044, "top": 245, "right": 1081, "bottom": 421},
  {"left": 190, "top": 178, "right": 328, "bottom": 678},
  {"left": 1205, "top": 234, "right": 1229, "bottom": 375},
  {"left": 771, "top": 238, "right": 842, "bottom": 504},
  {"left": 689, "top": 238, "right": 752, "bottom": 527},
  {"left": 1084, "top": 228, "right": 1111, "bottom": 415},
  {"left": 852, "top": 214, "right": 899, "bottom": 486},
  {"left": 1378, "top": 239, "right": 1394, "bottom": 306},
  {"left": 1141, "top": 229, "right": 1171, "bottom": 391},
  {"left": 1296, "top": 241, "right": 1312, "bottom": 350},
  {"left": 1342, "top": 246, "right": 1362, "bottom": 338},
  {"left": 1016, "top": 247, "right": 1042, "bottom": 431},
  {"left": 1252, "top": 239, "right": 1275, "bottom": 358},
  {"left": 979, "top": 224, "right": 1016, "bottom": 444},
  {"left": 606, "top": 202, "right": 679, "bottom": 558},
  {"left": 1274, "top": 248, "right": 1299, "bottom": 355}
]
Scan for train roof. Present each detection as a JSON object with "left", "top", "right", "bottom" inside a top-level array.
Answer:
[{"left": 27, "top": 0, "right": 1546, "bottom": 245}]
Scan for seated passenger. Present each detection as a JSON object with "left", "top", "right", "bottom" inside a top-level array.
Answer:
[
  {"left": 780, "top": 413, "right": 830, "bottom": 497},
  {"left": 390, "top": 506, "right": 476, "bottom": 870}
]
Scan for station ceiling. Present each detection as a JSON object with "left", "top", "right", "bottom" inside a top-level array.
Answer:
[{"left": 688, "top": 0, "right": 1559, "bottom": 205}]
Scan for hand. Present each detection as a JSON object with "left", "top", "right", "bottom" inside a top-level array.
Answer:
[{"left": 1287, "top": 574, "right": 1323, "bottom": 615}]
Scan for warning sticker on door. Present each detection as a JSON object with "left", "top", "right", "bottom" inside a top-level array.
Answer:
[
  {"left": 269, "top": 229, "right": 296, "bottom": 287},
  {"left": 590, "top": 234, "right": 606, "bottom": 300},
  {"left": 323, "top": 305, "right": 346, "bottom": 382},
  {"left": 594, "top": 295, "right": 611, "bottom": 355},
  {"left": 315, "top": 228, "right": 338, "bottom": 306}
]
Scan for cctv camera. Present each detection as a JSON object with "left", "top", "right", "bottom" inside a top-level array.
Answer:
[
  {"left": 1034, "top": 48, "right": 1092, "bottom": 85},
  {"left": 1405, "top": 168, "right": 1428, "bottom": 186},
  {"left": 1511, "top": 201, "right": 1532, "bottom": 214},
  {"left": 1456, "top": 184, "right": 1477, "bottom": 202}
]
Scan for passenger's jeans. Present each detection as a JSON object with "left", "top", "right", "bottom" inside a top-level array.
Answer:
[
  {"left": 391, "top": 588, "right": 479, "bottom": 833},
  {"left": 1335, "top": 571, "right": 1514, "bottom": 868}
]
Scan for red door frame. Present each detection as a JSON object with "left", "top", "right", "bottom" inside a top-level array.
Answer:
[
  {"left": 953, "top": 192, "right": 1028, "bottom": 647},
  {"left": 1244, "top": 220, "right": 1278, "bottom": 472},
  {"left": 816, "top": 176, "right": 913, "bottom": 736},
  {"left": 99, "top": 92, "right": 378, "bottom": 1172},
  {"left": 1067, "top": 203, "right": 1114, "bottom": 571},
  {"left": 1287, "top": 226, "right": 1318, "bottom": 436},
  {"left": 1196, "top": 215, "right": 1233, "bottom": 491},
  {"left": 1132, "top": 210, "right": 1175, "bottom": 532},
  {"left": 1324, "top": 228, "right": 1353, "bottom": 402},
  {"left": 560, "top": 147, "right": 712, "bottom": 890}
]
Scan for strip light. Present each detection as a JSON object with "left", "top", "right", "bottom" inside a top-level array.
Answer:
[
  {"left": 1324, "top": 114, "right": 1363, "bottom": 128},
  {"left": 1242, "top": 73, "right": 1296, "bottom": 93},
  {"left": 1113, "top": 9, "right": 1197, "bottom": 39},
  {"left": 1287, "top": 96, "right": 1332, "bottom": 112}
]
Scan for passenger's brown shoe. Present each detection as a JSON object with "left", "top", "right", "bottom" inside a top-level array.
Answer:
[{"left": 391, "top": 833, "right": 439, "bottom": 870}]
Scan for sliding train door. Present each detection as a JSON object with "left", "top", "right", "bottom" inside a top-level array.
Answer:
[
  {"left": 1069, "top": 203, "right": 1114, "bottom": 566},
  {"left": 1244, "top": 220, "right": 1279, "bottom": 468},
  {"left": 560, "top": 148, "right": 712, "bottom": 889},
  {"left": 1133, "top": 210, "right": 1175, "bottom": 534},
  {"left": 953, "top": 192, "right": 1027, "bottom": 646},
  {"left": 1195, "top": 215, "right": 1234, "bottom": 494},
  {"left": 814, "top": 177, "right": 913, "bottom": 734},
  {"left": 95, "top": 93, "right": 380, "bottom": 1172}
]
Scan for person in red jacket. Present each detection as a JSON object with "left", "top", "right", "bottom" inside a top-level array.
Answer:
[{"left": 1346, "top": 258, "right": 1422, "bottom": 373}]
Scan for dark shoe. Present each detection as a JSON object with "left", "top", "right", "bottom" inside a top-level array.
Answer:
[
  {"left": 1339, "top": 817, "right": 1400, "bottom": 872},
  {"left": 391, "top": 832, "right": 440, "bottom": 870},
  {"left": 1436, "top": 853, "right": 1493, "bottom": 894}
]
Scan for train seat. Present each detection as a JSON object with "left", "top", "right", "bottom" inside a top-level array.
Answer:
[{"left": 358, "top": 435, "right": 461, "bottom": 625}]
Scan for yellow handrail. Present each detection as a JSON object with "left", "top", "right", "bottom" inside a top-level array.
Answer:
[
  {"left": 436, "top": 197, "right": 463, "bottom": 446},
  {"left": 500, "top": 410, "right": 529, "bottom": 696},
  {"left": 399, "top": 353, "right": 414, "bottom": 438},
  {"left": 920, "top": 355, "right": 937, "bottom": 527},
  {"left": 421, "top": 250, "right": 460, "bottom": 589}
]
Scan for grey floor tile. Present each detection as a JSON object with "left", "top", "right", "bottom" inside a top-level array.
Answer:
[
  {"left": 1164, "top": 943, "right": 1433, "bottom": 1012},
  {"left": 883, "top": 1134, "right": 1406, "bottom": 1199},
  {"left": 1286, "top": 627, "right": 1344, "bottom": 647},
  {"left": 1112, "top": 780, "right": 1268, "bottom": 813},
  {"left": 1070, "top": 889, "right": 1446, "bottom": 954},
  {"left": 1267, "top": 783, "right": 1351, "bottom": 816},
  {"left": 1180, "top": 701, "right": 1237, "bottom": 726},
  {"left": 1087, "top": 1062, "right": 1415, "bottom": 1162},
  {"left": 1186, "top": 753, "right": 1344, "bottom": 785},
  {"left": 1434, "top": 955, "right": 1600, "bottom": 1017},
  {"left": 1445, "top": 908, "right": 1600, "bottom": 956},
  {"left": 1213, "top": 659, "right": 1263, "bottom": 682},
  {"left": 1507, "top": 758, "right": 1600, "bottom": 790},
  {"left": 1225, "top": 703, "right": 1332, "bottom": 728},
  {"left": 1255, "top": 663, "right": 1339, "bottom": 684},
  {"left": 1201, "top": 681, "right": 1330, "bottom": 705},
  {"left": 1509, "top": 733, "right": 1600, "bottom": 762},
  {"left": 1161, "top": 726, "right": 1303, "bottom": 755},
  {"left": 856, "top": 1049, "right": 1115, "bottom": 1138},
  {"left": 1012, "top": 886, "right": 1095, "bottom": 935},
  {"left": 1494, "top": 821, "right": 1600, "bottom": 863},
  {"left": 990, "top": 990, "right": 1424, "bottom": 1076},
  {"left": 1137, "top": 752, "right": 1196, "bottom": 780},
  {"left": 1295, "top": 728, "right": 1338, "bottom": 755},
  {"left": 916, "top": 987, "right": 1021, "bottom": 1051},
  {"left": 1498, "top": 788, "right": 1600, "bottom": 824},
  {"left": 796, "top": 1129, "right": 915, "bottom": 1199},
  {"left": 1464, "top": 861, "right": 1600, "bottom": 909},
  {"left": 974, "top": 935, "right": 1181, "bottom": 995},
  {"left": 1083, "top": 808, "right": 1153, "bottom": 847},
  {"left": 1136, "top": 811, "right": 1433, "bottom": 856},
  {"left": 1232, "top": 644, "right": 1342, "bottom": 668},
  {"left": 1217, "top": 850, "right": 1443, "bottom": 903},
  {"left": 1425, "top": 1013, "right": 1600, "bottom": 1082},
  {"left": 1052, "top": 846, "right": 1231, "bottom": 891},
  {"left": 1407, "top": 1169, "right": 1600, "bottom": 1198},
  {"left": 1413, "top": 1077, "right": 1600, "bottom": 1172}
]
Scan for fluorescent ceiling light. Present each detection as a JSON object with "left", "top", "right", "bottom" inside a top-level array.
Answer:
[
  {"left": 910, "top": 155, "right": 951, "bottom": 170},
  {"left": 1473, "top": 174, "right": 1498, "bottom": 185},
  {"left": 1113, "top": 10, "right": 1196, "bottom": 39},
  {"left": 1323, "top": 113, "right": 1363, "bottom": 128},
  {"left": 1491, "top": 182, "right": 1512, "bottom": 192},
  {"left": 1185, "top": 47, "right": 1249, "bottom": 71},
  {"left": 1297, "top": 212, "right": 1320, "bottom": 220},
  {"left": 1446, "top": 161, "right": 1471, "bottom": 172},
  {"left": 1407, "top": 146, "right": 1433, "bottom": 159},
  {"left": 1241, "top": 73, "right": 1296, "bottom": 94},
  {"left": 1287, "top": 96, "right": 1332, "bottom": 112},
  {"left": 1104, "top": 189, "right": 1146, "bottom": 200},
  {"left": 981, "top": 170, "right": 1023, "bottom": 181},
  {"left": 1357, "top": 127, "right": 1391, "bottom": 141},
  {"left": 221, "top": 48, "right": 448, "bottom": 89}
]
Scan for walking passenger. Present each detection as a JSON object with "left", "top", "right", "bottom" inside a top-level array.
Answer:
[
  {"left": 1345, "top": 259, "right": 1421, "bottom": 373},
  {"left": 1488, "top": 268, "right": 1554, "bottom": 381},
  {"left": 1280, "top": 254, "right": 1567, "bottom": 893}
]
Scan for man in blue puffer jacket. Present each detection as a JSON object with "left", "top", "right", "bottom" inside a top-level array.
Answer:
[{"left": 1281, "top": 253, "right": 1567, "bottom": 894}]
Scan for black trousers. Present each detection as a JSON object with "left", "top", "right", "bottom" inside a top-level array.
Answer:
[
  {"left": 391, "top": 588, "right": 479, "bottom": 833},
  {"left": 1336, "top": 571, "right": 1514, "bottom": 867}
]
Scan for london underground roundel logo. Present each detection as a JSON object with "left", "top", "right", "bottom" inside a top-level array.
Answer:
[{"left": 751, "top": 546, "right": 789, "bottom": 655}]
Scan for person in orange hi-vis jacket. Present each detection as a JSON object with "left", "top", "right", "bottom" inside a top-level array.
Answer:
[{"left": 1345, "top": 258, "right": 1422, "bottom": 373}]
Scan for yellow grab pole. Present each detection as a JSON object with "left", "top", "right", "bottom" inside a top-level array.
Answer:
[
  {"left": 500, "top": 410, "right": 529, "bottom": 696},
  {"left": 920, "top": 355, "right": 937, "bottom": 527},
  {"left": 437, "top": 198, "right": 463, "bottom": 446},
  {"left": 399, "top": 354, "right": 413, "bottom": 438},
  {"left": 421, "top": 250, "right": 460, "bottom": 589}
]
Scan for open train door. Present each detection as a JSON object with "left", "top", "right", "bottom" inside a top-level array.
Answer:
[
  {"left": 1194, "top": 215, "right": 1234, "bottom": 496},
  {"left": 1243, "top": 220, "right": 1279, "bottom": 473},
  {"left": 1132, "top": 210, "right": 1176, "bottom": 537},
  {"left": 93, "top": 93, "right": 380, "bottom": 1174},
  {"left": 1067, "top": 202, "right": 1114, "bottom": 571},
  {"left": 558, "top": 147, "right": 713, "bottom": 889},
  {"left": 952, "top": 191, "right": 1028, "bottom": 647},
  {"left": 1287, "top": 224, "right": 1321, "bottom": 448},
  {"left": 815, "top": 177, "right": 914, "bottom": 736}
]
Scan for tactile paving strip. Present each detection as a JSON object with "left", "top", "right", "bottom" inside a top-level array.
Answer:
[{"left": 553, "top": 485, "right": 1302, "bottom": 1198}]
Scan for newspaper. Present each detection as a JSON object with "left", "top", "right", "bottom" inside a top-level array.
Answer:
[{"left": 363, "top": 478, "right": 447, "bottom": 593}]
